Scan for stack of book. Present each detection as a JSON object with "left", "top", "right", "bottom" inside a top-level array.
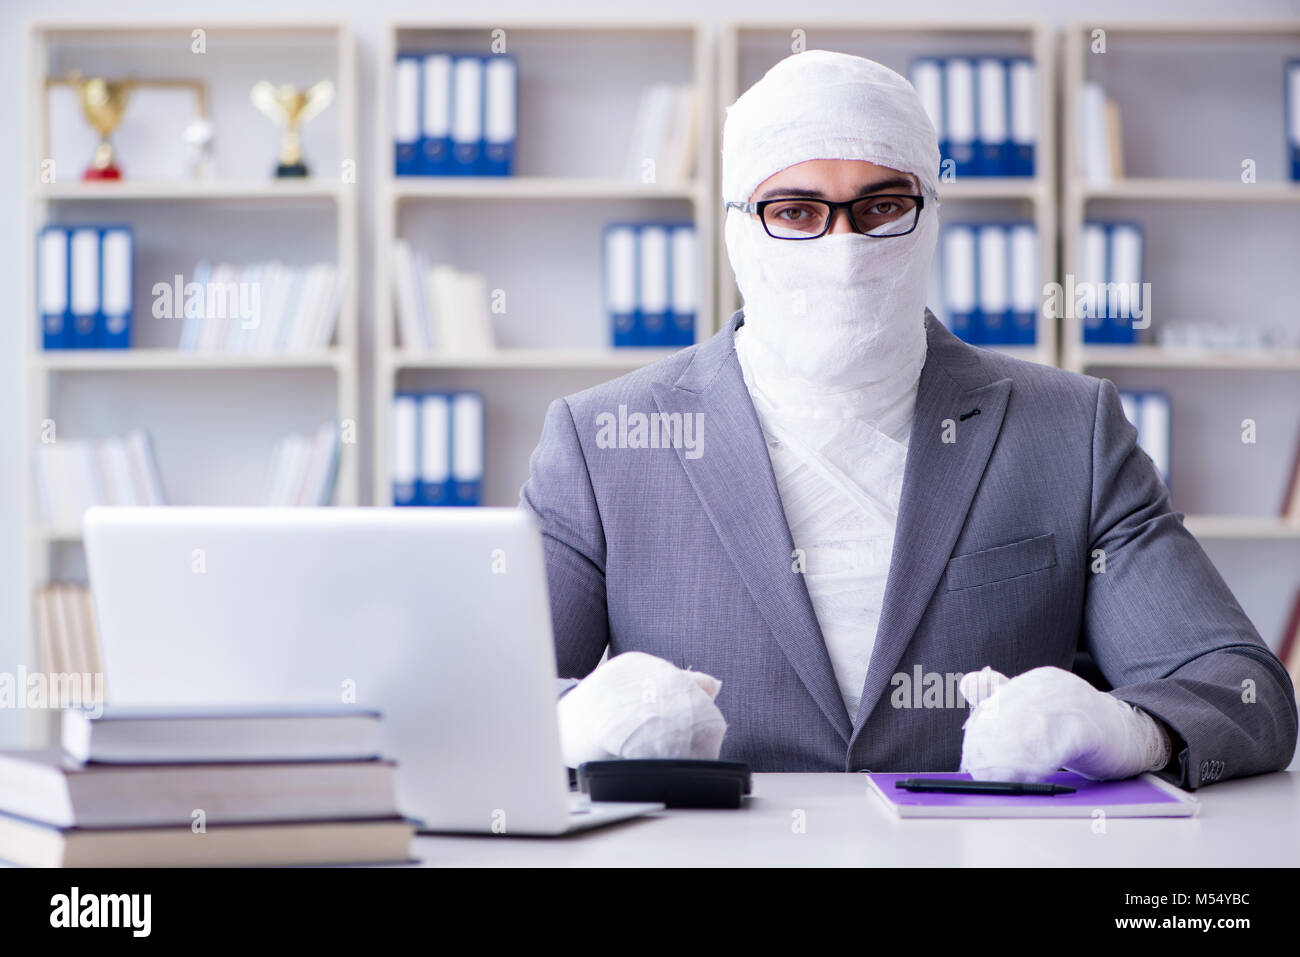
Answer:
[
  {"left": 175, "top": 260, "right": 343, "bottom": 354},
  {"left": 32, "top": 430, "right": 166, "bottom": 531},
  {"left": 0, "top": 707, "right": 415, "bottom": 867},
  {"left": 265, "top": 422, "right": 342, "bottom": 507},
  {"left": 391, "top": 240, "right": 495, "bottom": 354}
]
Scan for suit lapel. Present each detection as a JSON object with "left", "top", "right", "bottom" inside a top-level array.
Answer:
[
  {"left": 848, "top": 315, "right": 1012, "bottom": 741},
  {"left": 651, "top": 314, "right": 852, "bottom": 744}
]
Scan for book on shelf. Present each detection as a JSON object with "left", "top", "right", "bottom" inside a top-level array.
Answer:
[
  {"left": 391, "top": 391, "right": 484, "bottom": 507},
  {"left": 604, "top": 222, "right": 697, "bottom": 348},
  {"left": 33, "top": 584, "right": 104, "bottom": 689},
  {"left": 1079, "top": 221, "right": 1144, "bottom": 344},
  {"left": 390, "top": 239, "right": 495, "bottom": 354},
  {"left": 175, "top": 260, "right": 343, "bottom": 355},
  {"left": 39, "top": 224, "right": 133, "bottom": 350},
  {"left": 265, "top": 422, "right": 341, "bottom": 507},
  {"left": 622, "top": 82, "right": 699, "bottom": 186},
  {"left": 1281, "top": 427, "right": 1300, "bottom": 524},
  {"left": 1278, "top": 588, "right": 1300, "bottom": 692},
  {"left": 0, "top": 707, "right": 414, "bottom": 867},
  {"left": 940, "top": 222, "right": 1038, "bottom": 346},
  {"left": 911, "top": 56, "right": 1037, "bottom": 178},
  {"left": 1079, "top": 81, "right": 1124, "bottom": 186},
  {"left": 32, "top": 430, "right": 165, "bottom": 531},
  {"left": 394, "top": 52, "right": 517, "bottom": 176},
  {"left": 1287, "top": 60, "right": 1299, "bottom": 182},
  {"left": 1117, "top": 390, "right": 1172, "bottom": 489}
]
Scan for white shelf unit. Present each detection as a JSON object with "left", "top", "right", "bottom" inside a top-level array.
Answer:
[
  {"left": 1061, "top": 19, "right": 1300, "bottom": 374},
  {"left": 1058, "top": 21, "right": 1300, "bottom": 652},
  {"left": 718, "top": 20, "right": 1058, "bottom": 367},
  {"left": 22, "top": 21, "right": 360, "bottom": 703},
  {"left": 373, "top": 20, "right": 715, "bottom": 507}
]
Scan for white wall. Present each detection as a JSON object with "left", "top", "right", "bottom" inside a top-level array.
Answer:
[{"left": 1, "top": 0, "right": 1295, "bottom": 747}]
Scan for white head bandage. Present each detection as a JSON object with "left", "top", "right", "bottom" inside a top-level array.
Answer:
[{"left": 722, "top": 49, "right": 940, "bottom": 207}]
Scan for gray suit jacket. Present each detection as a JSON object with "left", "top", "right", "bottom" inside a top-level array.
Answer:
[{"left": 520, "top": 309, "right": 1298, "bottom": 788}]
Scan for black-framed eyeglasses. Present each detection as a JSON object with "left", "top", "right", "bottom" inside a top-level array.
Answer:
[{"left": 725, "top": 193, "right": 929, "bottom": 240}]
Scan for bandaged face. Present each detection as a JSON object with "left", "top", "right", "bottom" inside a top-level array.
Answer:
[{"left": 722, "top": 51, "right": 941, "bottom": 393}]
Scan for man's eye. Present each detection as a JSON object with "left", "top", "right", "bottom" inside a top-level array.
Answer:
[{"left": 771, "top": 204, "right": 815, "bottom": 221}]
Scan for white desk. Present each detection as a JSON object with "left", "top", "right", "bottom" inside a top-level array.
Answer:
[{"left": 412, "top": 771, "right": 1300, "bottom": 867}]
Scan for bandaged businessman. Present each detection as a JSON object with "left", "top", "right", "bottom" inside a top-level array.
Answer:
[{"left": 540, "top": 51, "right": 1295, "bottom": 786}]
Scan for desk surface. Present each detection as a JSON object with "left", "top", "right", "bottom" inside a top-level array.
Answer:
[{"left": 413, "top": 771, "right": 1300, "bottom": 867}]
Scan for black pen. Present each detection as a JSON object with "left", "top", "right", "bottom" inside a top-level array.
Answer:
[{"left": 894, "top": 777, "right": 1076, "bottom": 795}]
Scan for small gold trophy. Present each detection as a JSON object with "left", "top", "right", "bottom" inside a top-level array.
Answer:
[
  {"left": 250, "top": 80, "right": 334, "bottom": 178},
  {"left": 45, "top": 71, "right": 209, "bottom": 182},
  {"left": 75, "top": 73, "right": 136, "bottom": 180}
]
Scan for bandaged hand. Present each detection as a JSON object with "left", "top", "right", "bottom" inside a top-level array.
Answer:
[
  {"left": 556, "top": 651, "right": 727, "bottom": 768},
  {"left": 958, "top": 665, "right": 1172, "bottom": 782}
]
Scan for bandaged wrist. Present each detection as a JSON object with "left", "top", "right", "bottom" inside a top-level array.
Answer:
[
  {"left": 1072, "top": 693, "right": 1173, "bottom": 781},
  {"left": 1132, "top": 706, "right": 1173, "bottom": 772}
]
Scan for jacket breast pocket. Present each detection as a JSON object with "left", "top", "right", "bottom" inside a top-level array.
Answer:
[{"left": 945, "top": 532, "right": 1057, "bottom": 591}]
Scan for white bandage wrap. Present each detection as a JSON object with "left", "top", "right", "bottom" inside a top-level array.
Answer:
[
  {"left": 556, "top": 652, "right": 727, "bottom": 768},
  {"left": 959, "top": 665, "right": 1173, "bottom": 782},
  {"left": 722, "top": 49, "right": 941, "bottom": 206}
]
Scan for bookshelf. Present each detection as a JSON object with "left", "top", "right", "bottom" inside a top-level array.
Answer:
[
  {"left": 718, "top": 19, "right": 1058, "bottom": 368},
  {"left": 373, "top": 20, "right": 715, "bottom": 507},
  {"left": 1060, "top": 20, "right": 1300, "bottom": 649},
  {"left": 22, "top": 20, "right": 360, "bottom": 731},
  {"left": 1061, "top": 19, "right": 1300, "bottom": 377}
]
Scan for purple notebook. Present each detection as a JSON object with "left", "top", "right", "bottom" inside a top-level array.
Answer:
[{"left": 866, "top": 771, "right": 1199, "bottom": 818}]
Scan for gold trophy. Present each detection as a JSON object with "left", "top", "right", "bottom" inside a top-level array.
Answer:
[
  {"left": 250, "top": 80, "right": 334, "bottom": 178},
  {"left": 45, "top": 71, "right": 209, "bottom": 181},
  {"left": 72, "top": 73, "right": 134, "bottom": 180}
]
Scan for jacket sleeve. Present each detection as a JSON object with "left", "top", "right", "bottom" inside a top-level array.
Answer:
[
  {"left": 1082, "top": 377, "right": 1298, "bottom": 789},
  {"left": 519, "top": 397, "right": 610, "bottom": 680}
]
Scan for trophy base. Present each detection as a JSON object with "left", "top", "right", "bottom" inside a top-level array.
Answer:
[
  {"left": 84, "top": 166, "right": 122, "bottom": 181},
  {"left": 275, "top": 163, "right": 309, "bottom": 178}
]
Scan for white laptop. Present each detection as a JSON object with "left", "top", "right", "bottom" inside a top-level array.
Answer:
[{"left": 83, "top": 506, "right": 662, "bottom": 835}]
